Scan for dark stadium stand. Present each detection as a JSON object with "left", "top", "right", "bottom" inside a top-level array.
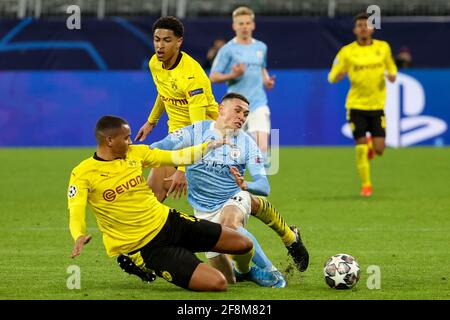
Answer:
[{"left": 1, "top": 17, "right": 450, "bottom": 69}]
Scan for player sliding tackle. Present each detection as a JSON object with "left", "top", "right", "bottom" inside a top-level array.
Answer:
[
  {"left": 139, "top": 93, "right": 309, "bottom": 287},
  {"left": 68, "top": 115, "right": 254, "bottom": 292}
]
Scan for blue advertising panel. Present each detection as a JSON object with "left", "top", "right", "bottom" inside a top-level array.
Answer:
[{"left": 0, "top": 69, "right": 448, "bottom": 146}]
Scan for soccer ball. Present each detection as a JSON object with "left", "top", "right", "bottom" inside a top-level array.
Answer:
[{"left": 323, "top": 253, "right": 360, "bottom": 289}]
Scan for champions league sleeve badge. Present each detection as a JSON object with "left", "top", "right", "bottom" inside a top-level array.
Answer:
[{"left": 68, "top": 185, "right": 77, "bottom": 198}]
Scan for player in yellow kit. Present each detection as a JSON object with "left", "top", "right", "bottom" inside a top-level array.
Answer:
[
  {"left": 328, "top": 13, "right": 397, "bottom": 197},
  {"left": 67, "top": 115, "right": 253, "bottom": 291},
  {"left": 135, "top": 16, "right": 218, "bottom": 202}
]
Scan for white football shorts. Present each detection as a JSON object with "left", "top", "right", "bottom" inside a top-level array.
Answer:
[
  {"left": 243, "top": 105, "right": 271, "bottom": 134},
  {"left": 194, "top": 190, "right": 252, "bottom": 259}
]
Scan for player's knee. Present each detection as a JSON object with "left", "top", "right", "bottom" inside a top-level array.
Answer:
[
  {"left": 239, "top": 235, "right": 253, "bottom": 254},
  {"left": 154, "top": 190, "right": 167, "bottom": 203},
  {"left": 222, "top": 220, "right": 239, "bottom": 231},
  {"left": 147, "top": 178, "right": 155, "bottom": 189},
  {"left": 250, "top": 196, "right": 260, "bottom": 213},
  {"left": 198, "top": 273, "right": 227, "bottom": 292},
  {"left": 211, "top": 274, "right": 228, "bottom": 291},
  {"left": 148, "top": 181, "right": 168, "bottom": 202}
]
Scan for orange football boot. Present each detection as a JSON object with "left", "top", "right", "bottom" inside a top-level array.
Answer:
[{"left": 360, "top": 185, "right": 373, "bottom": 197}]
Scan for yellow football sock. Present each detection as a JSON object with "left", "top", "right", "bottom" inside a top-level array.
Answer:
[
  {"left": 254, "top": 197, "right": 296, "bottom": 246},
  {"left": 231, "top": 247, "right": 254, "bottom": 274},
  {"left": 356, "top": 144, "right": 372, "bottom": 187}
]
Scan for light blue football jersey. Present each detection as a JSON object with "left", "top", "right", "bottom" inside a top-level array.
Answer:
[
  {"left": 150, "top": 120, "right": 269, "bottom": 212},
  {"left": 211, "top": 38, "right": 268, "bottom": 112}
]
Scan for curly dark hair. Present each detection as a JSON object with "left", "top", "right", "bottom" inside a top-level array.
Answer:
[{"left": 152, "top": 16, "right": 184, "bottom": 38}]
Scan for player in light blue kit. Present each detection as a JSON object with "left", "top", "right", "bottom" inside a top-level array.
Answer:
[
  {"left": 210, "top": 6, "right": 275, "bottom": 167},
  {"left": 151, "top": 93, "right": 309, "bottom": 288}
]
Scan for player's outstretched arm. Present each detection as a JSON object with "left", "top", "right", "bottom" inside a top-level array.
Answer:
[
  {"left": 150, "top": 124, "right": 195, "bottom": 151},
  {"left": 156, "top": 139, "right": 229, "bottom": 167},
  {"left": 230, "top": 166, "right": 247, "bottom": 190},
  {"left": 328, "top": 49, "right": 348, "bottom": 84},
  {"left": 68, "top": 172, "right": 91, "bottom": 258},
  {"left": 135, "top": 95, "right": 165, "bottom": 141},
  {"left": 69, "top": 205, "right": 91, "bottom": 258},
  {"left": 71, "top": 234, "right": 92, "bottom": 258},
  {"left": 229, "top": 166, "right": 270, "bottom": 196},
  {"left": 135, "top": 121, "right": 156, "bottom": 142},
  {"left": 385, "top": 42, "right": 398, "bottom": 83},
  {"left": 262, "top": 68, "right": 276, "bottom": 90},
  {"left": 210, "top": 63, "right": 245, "bottom": 83},
  {"left": 164, "top": 170, "right": 187, "bottom": 199}
]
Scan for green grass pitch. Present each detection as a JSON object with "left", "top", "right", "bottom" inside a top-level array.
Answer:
[{"left": 0, "top": 147, "right": 449, "bottom": 300}]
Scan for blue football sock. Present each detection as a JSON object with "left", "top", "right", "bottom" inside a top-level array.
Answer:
[{"left": 238, "top": 227, "right": 275, "bottom": 271}]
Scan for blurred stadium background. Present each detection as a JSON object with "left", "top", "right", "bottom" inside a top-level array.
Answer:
[
  {"left": 1, "top": 1, "right": 449, "bottom": 301},
  {"left": 0, "top": 0, "right": 449, "bottom": 146}
]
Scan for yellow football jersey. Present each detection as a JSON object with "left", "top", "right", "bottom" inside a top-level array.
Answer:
[
  {"left": 147, "top": 51, "right": 218, "bottom": 133},
  {"left": 67, "top": 145, "right": 170, "bottom": 257},
  {"left": 328, "top": 39, "right": 397, "bottom": 111},
  {"left": 67, "top": 142, "right": 208, "bottom": 257}
]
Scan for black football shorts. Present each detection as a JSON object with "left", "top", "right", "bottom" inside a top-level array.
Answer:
[
  {"left": 348, "top": 109, "right": 386, "bottom": 139},
  {"left": 130, "top": 209, "right": 222, "bottom": 289}
]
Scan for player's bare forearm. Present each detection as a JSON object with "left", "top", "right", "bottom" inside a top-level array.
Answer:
[
  {"left": 159, "top": 140, "right": 228, "bottom": 167},
  {"left": 164, "top": 170, "right": 188, "bottom": 199},
  {"left": 262, "top": 69, "right": 276, "bottom": 89},
  {"left": 337, "top": 72, "right": 346, "bottom": 81},
  {"left": 387, "top": 74, "right": 397, "bottom": 83},
  {"left": 71, "top": 234, "right": 92, "bottom": 258},
  {"left": 230, "top": 167, "right": 247, "bottom": 190},
  {"left": 134, "top": 121, "right": 155, "bottom": 142},
  {"left": 210, "top": 71, "right": 234, "bottom": 83}
]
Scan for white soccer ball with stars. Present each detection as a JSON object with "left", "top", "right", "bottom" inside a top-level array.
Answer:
[{"left": 323, "top": 253, "right": 360, "bottom": 289}]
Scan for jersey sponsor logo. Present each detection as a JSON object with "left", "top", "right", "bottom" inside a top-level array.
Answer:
[
  {"left": 68, "top": 185, "right": 77, "bottom": 198},
  {"left": 188, "top": 88, "right": 204, "bottom": 97},
  {"left": 102, "top": 175, "right": 143, "bottom": 202},
  {"left": 230, "top": 146, "right": 241, "bottom": 159},
  {"left": 103, "top": 189, "right": 116, "bottom": 202},
  {"left": 171, "top": 129, "right": 183, "bottom": 137},
  {"left": 160, "top": 94, "right": 188, "bottom": 106},
  {"left": 353, "top": 62, "right": 383, "bottom": 71},
  {"left": 342, "top": 72, "right": 448, "bottom": 147},
  {"left": 203, "top": 160, "right": 233, "bottom": 176},
  {"left": 127, "top": 160, "right": 138, "bottom": 167},
  {"left": 171, "top": 79, "right": 177, "bottom": 91},
  {"left": 256, "top": 50, "right": 263, "bottom": 59}
]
